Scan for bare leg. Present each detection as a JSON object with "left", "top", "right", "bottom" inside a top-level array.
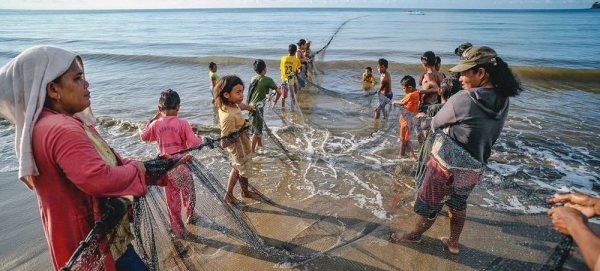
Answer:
[
  {"left": 223, "top": 168, "right": 241, "bottom": 204},
  {"left": 407, "top": 143, "right": 416, "bottom": 160},
  {"left": 399, "top": 141, "right": 407, "bottom": 156},
  {"left": 391, "top": 215, "right": 436, "bottom": 243},
  {"left": 256, "top": 135, "right": 262, "bottom": 149},
  {"left": 374, "top": 107, "right": 380, "bottom": 120},
  {"left": 441, "top": 209, "right": 466, "bottom": 254},
  {"left": 239, "top": 177, "right": 260, "bottom": 199},
  {"left": 251, "top": 134, "right": 259, "bottom": 153}
]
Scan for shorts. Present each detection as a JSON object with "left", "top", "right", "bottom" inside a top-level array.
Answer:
[
  {"left": 250, "top": 109, "right": 264, "bottom": 135},
  {"left": 414, "top": 155, "right": 480, "bottom": 219},
  {"left": 232, "top": 153, "right": 253, "bottom": 178},
  {"left": 377, "top": 93, "right": 393, "bottom": 111}
]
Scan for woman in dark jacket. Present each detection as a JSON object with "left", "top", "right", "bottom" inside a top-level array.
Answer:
[{"left": 392, "top": 46, "right": 522, "bottom": 254}]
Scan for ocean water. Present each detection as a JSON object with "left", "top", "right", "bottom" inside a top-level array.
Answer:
[{"left": 0, "top": 7, "right": 599, "bottom": 226}]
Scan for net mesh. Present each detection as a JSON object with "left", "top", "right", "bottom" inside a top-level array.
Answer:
[
  {"left": 62, "top": 21, "right": 583, "bottom": 269},
  {"left": 74, "top": 95, "right": 581, "bottom": 271}
]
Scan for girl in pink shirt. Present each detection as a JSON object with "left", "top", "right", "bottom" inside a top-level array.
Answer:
[{"left": 140, "top": 89, "right": 202, "bottom": 238}]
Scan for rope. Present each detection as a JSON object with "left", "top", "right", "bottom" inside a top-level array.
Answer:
[
  {"left": 252, "top": 101, "right": 295, "bottom": 162},
  {"left": 312, "top": 15, "right": 368, "bottom": 57},
  {"left": 168, "top": 124, "right": 250, "bottom": 156}
]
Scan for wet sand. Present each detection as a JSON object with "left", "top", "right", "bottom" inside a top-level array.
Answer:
[{"left": 0, "top": 169, "right": 592, "bottom": 270}]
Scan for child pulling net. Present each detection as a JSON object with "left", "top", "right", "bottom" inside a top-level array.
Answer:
[{"left": 64, "top": 74, "right": 582, "bottom": 270}]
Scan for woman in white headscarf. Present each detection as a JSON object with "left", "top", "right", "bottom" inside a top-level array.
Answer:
[{"left": 0, "top": 46, "right": 148, "bottom": 270}]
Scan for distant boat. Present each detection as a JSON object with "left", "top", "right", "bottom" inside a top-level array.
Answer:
[{"left": 407, "top": 10, "right": 425, "bottom": 15}]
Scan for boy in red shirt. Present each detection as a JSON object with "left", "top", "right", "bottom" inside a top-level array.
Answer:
[{"left": 392, "top": 75, "right": 420, "bottom": 159}]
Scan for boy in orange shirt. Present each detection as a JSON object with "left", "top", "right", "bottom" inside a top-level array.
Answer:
[{"left": 392, "top": 75, "right": 420, "bottom": 159}]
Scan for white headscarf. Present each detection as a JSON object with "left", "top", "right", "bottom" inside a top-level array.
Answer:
[{"left": 0, "top": 45, "right": 95, "bottom": 189}]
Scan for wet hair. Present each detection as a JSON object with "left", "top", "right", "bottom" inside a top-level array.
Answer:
[
  {"left": 158, "top": 89, "right": 180, "bottom": 109},
  {"left": 421, "top": 51, "right": 436, "bottom": 66},
  {"left": 209, "top": 62, "right": 217, "bottom": 70},
  {"left": 253, "top": 59, "right": 266, "bottom": 74},
  {"left": 440, "top": 78, "right": 454, "bottom": 101},
  {"left": 467, "top": 57, "right": 522, "bottom": 97},
  {"left": 400, "top": 75, "right": 416, "bottom": 88},
  {"left": 377, "top": 58, "right": 388, "bottom": 68},
  {"left": 435, "top": 56, "right": 441, "bottom": 65},
  {"left": 288, "top": 44, "right": 297, "bottom": 54},
  {"left": 365, "top": 67, "right": 372, "bottom": 72},
  {"left": 214, "top": 75, "right": 244, "bottom": 110},
  {"left": 297, "top": 39, "right": 306, "bottom": 46}
]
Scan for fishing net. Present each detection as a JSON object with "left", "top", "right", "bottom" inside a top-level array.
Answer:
[
  {"left": 61, "top": 15, "right": 584, "bottom": 270},
  {"left": 64, "top": 88, "right": 583, "bottom": 270}
]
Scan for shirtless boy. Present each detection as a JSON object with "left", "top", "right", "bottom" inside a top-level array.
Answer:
[
  {"left": 375, "top": 58, "right": 392, "bottom": 119},
  {"left": 418, "top": 51, "right": 444, "bottom": 113}
]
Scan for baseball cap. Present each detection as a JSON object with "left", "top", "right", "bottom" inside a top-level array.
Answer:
[
  {"left": 454, "top": 42, "right": 473, "bottom": 57},
  {"left": 449, "top": 46, "right": 497, "bottom": 73},
  {"left": 305, "top": 39, "right": 311, "bottom": 44}
]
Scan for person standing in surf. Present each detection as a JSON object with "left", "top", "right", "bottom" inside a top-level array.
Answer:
[
  {"left": 214, "top": 75, "right": 260, "bottom": 204},
  {"left": 362, "top": 66, "right": 377, "bottom": 91},
  {"left": 417, "top": 51, "right": 444, "bottom": 114},
  {"left": 374, "top": 58, "right": 393, "bottom": 120},
  {"left": 208, "top": 62, "right": 219, "bottom": 103},
  {"left": 247, "top": 59, "right": 280, "bottom": 153},
  {"left": 295, "top": 39, "right": 310, "bottom": 90},
  {"left": 140, "top": 89, "right": 202, "bottom": 238},
  {"left": 392, "top": 75, "right": 420, "bottom": 159},
  {"left": 278, "top": 44, "right": 302, "bottom": 109},
  {"left": 304, "top": 39, "right": 314, "bottom": 76},
  {"left": 392, "top": 46, "right": 522, "bottom": 255}
]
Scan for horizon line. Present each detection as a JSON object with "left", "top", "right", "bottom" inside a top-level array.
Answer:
[{"left": 0, "top": 7, "right": 594, "bottom": 11}]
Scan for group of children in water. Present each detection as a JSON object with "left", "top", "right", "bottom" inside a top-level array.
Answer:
[
  {"left": 142, "top": 39, "right": 315, "bottom": 238},
  {"left": 361, "top": 50, "right": 459, "bottom": 160},
  {"left": 145, "top": 39, "right": 470, "bottom": 244}
]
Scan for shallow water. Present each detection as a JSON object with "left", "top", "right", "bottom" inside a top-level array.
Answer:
[{"left": 0, "top": 7, "right": 599, "bottom": 270}]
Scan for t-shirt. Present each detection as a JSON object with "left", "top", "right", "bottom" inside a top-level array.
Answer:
[
  {"left": 248, "top": 74, "right": 278, "bottom": 106},
  {"left": 280, "top": 55, "right": 301, "bottom": 82},
  {"left": 400, "top": 91, "right": 420, "bottom": 113},
  {"left": 209, "top": 70, "right": 219, "bottom": 87},
  {"left": 362, "top": 73, "right": 376, "bottom": 85},
  {"left": 140, "top": 116, "right": 202, "bottom": 154},
  {"left": 218, "top": 105, "right": 251, "bottom": 160}
]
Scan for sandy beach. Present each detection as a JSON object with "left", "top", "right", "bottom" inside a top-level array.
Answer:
[{"left": 0, "top": 168, "right": 593, "bottom": 271}]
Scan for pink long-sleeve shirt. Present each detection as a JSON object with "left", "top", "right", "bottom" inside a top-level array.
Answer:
[
  {"left": 140, "top": 116, "right": 202, "bottom": 155},
  {"left": 32, "top": 108, "right": 147, "bottom": 271}
]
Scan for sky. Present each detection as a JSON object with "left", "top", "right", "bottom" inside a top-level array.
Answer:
[{"left": 0, "top": 0, "right": 596, "bottom": 10}]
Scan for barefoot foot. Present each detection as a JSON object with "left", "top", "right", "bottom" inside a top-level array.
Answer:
[
  {"left": 441, "top": 237, "right": 459, "bottom": 254},
  {"left": 241, "top": 190, "right": 261, "bottom": 199},
  {"left": 223, "top": 194, "right": 241, "bottom": 205},
  {"left": 391, "top": 231, "right": 422, "bottom": 243}
]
